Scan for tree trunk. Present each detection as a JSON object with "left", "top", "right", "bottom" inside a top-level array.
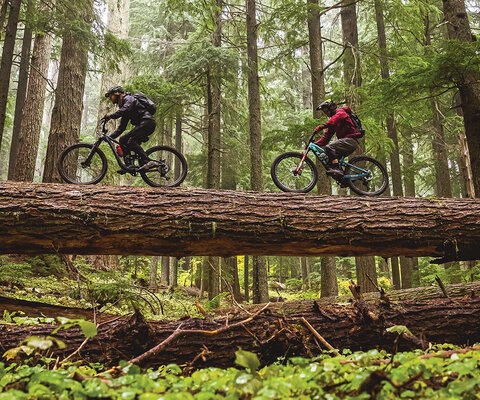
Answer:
[
  {"left": 341, "top": 0, "right": 378, "bottom": 291},
  {"left": 400, "top": 128, "right": 417, "bottom": 286},
  {"left": 421, "top": 12, "right": 452, "bottom": 199},
  {"left": 98, "top": 0, "right": 130, "bottom": 170},
  {"left": 355, "top": 256, "right": 377, "bottom": 293},
  {"left": 320, "top": 257, "right": 338, "bottom": 297},
  {"left": 43, "top": 0, "right": 93, "bottom": 183},
  {"left": 174, "top": 110, "right": 183, "bottom": 178},
  {"left": 221, "top": 156, "right": 241, "bottom": 301},
  {"left": 391, "top": 257, "right": 401, "bottom": 290},
  {"left": 1, "top": 283, "right": 479, "bottom": 369},
  {"left": 400, "top": 256, "right": 414, "bottom": 288},
  {"left": 10, "top": 32, "right": 52, "bottom": 181},
  {"left": 244, "top": 255, "right": 250, "bottom": 302},
  {"left": 0, "top": 0, "right": 9, "bottom": 39},
  {"left": 246, "top": 0, "right": 268, "bottom": 304},
  {"left": 442, "top": 0, "right": 480, "bottom": 196},
  {"left": 149, "top": 256, "right": 159, "bottom": 290},
  {"left": 161, "top": 256, "right": 170, "bottom": 286},
  {"left": 300, "top": 257, "right": 309, "bottom": 290},
  {"left": 374, "top": 0, "right": 403, "bottom": 198},
  {"left": 340, "top": 0, "right": 361, "bottom": 90},
  {"left": 8, "top": 13, "right": 32, "bottom": 180},
  {"left": 0, "top": 0, "right": 21, "bottom": 156},
  {"left": 307, "top": 0, "right": 324, "bottom": 112},
  {"left": 2, "top": 182, "right": 480, "bottom": 261},
  {"left": 204, "top": 2, "right": 223, "bottom": 299},
  {"left": 308, "top": 0, "right": 337, "bottom": 298},
  {"left": 206, "top": 0, "right": 222, "bottom": 190},
  {"left": 170, "top": 258, "right": 178, "bottom": 287},
  {"left": 458, "top": 131, "right": 475, "bottom": 197}
]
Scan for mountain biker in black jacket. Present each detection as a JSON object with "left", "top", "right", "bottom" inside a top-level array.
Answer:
[{"left": 102, "top": 85, "right": 157, "bottom": 172}]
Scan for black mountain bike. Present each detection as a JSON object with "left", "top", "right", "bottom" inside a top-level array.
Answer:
[
  {"left": 271, "top": 132, "right": 388, "bottom": 196},
  {"left": 57, "top": 120, "right": 188, "bottom": 187}
]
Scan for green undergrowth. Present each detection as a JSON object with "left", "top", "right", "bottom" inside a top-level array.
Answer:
[{"left": 0, "top": 346, "right": 479, "bottom": 399}]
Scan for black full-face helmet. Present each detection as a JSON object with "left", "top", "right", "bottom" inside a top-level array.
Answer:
[
  {"left": 316, "top": 99, "right": 337, "bottom": 113},
  {"left": 104, "top": 85, "right": 124, "bottom": 98}
]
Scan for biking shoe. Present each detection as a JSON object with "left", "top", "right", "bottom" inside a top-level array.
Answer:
[
  {"left": 138, "top": 160, "right": 159, "bottom": 171},
  {"left": 117, "top": 169, "right": 128, "bottom": 175}
]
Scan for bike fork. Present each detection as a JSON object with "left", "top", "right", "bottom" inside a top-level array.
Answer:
[
  {"left": 294, "top": 154, "right": 308, "bottom": 175},
  {"left": 81, "top": 143, "right": 101, "bottom": 167}
]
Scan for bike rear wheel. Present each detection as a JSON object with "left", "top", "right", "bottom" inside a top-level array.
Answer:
[
  {"left": 271, "top": 152, "right": 318, "bottom": 193},
  {"left": 57, "top": 143, "right": 107, "bottom": 184},
  {"left": 140, "top": 146, "right": 188, "bottom": 187},
  {"left": 344, "top": 156, "right": 388, "bottom": 196}
]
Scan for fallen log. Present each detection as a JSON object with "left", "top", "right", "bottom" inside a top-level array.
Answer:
[
  {"left": 0, "top": 286, "right": 479, "bottom": 369},
  {"left": 0, "top": 295, "right": 112, "bottom": 322},
  {"left": 1, "top": 181, "right": 480, "bottom": 260}
]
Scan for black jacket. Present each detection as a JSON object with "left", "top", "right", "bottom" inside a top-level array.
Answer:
[{"left": 109, "top": 93, "right": 155, "bottom": 138}]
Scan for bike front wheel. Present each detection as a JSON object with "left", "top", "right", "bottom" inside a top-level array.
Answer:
[
  {"left": 345, "top": 156, "right": 388, "bottom": 196},
  {"left": 140, "top": 146, "right": 188, "bottom": 187},
  {"left": 271, "top": 152, "right": 318, "bottom": 193},
  {"left": 57, "top": 143, "right": 107, "bottom": 184}
]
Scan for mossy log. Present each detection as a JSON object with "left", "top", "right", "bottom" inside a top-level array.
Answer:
[
  {"left": 0, "top": 284, "right": 479, "bottom": 370},
  {"left": 1, "top": 181, "right": 480, "bottom": 261}
]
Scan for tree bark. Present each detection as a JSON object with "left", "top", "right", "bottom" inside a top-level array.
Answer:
[
  {"left": 442, "top": 0, "right": 480, "bottom": 196},
  {"left": 307, "top": 0, "right": 324, "bottom": 112},
  {"left": 0, "top": 0, "right": 21, "bottom": 156},
  {"left": 246, "top": 0, "right": 268, "bottom": 304},
  {"left": 10, "top": 31, "right": 52, "bottom": 182},
  {"left": 2, "top": 182, "right": 480, "bottom": 261},
  {"left": 1, "top": 283, "right": 479, "bottom": 369},
  {"left": 149, "top": 256, "right": 159, "bottom": 290},
  {"left": 340, "top": 0, "right": 361, "bottom": 89},
  {"left": 458, "top": 131, "right": 475, "bottom": 197},
  {"left": 320, "top": 257, "right": 338, "bottom": 297},
  {"left": 355, "top": 256, "right": 377, "bottom": 293},
  {"left": 8, "top": 11, "right": 32, "bottom": 180},
  {"left": 374, "top": 0, "right": 403, "bottom": 197},
  {"left": 160, "top": 256, "right": 170, "bottom": 286},
  {"left": 43, "top": 0, "right": 93, "bottom": 183},
  {"left": 307, "top": 0, "right": 337, "bottom": 298}
]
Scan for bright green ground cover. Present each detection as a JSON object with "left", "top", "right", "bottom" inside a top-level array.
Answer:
[{"left": 0, "top": 346, "right": 479, "bottom": 399}]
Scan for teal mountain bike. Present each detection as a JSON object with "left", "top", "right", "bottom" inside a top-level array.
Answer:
[{"left": 271, "top": 132, "right": 388, "bottom": 196}]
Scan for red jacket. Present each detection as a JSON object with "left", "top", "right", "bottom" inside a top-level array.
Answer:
[{"left": 315, "top": 107, "right": 362, "bottom": 146}]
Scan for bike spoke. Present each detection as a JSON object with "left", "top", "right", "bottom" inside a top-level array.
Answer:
[
  {"left": 141, "top": 147, "right": 188, "bottom": 187},
  {"left": 271, "top": 152, "right": 317, "bottom": 193},
  {"left": 58, "top": 144, "right": 107, "bottom": 184},
  {"left": 345, "top": 156, "right": 388, "bottom": 196}
]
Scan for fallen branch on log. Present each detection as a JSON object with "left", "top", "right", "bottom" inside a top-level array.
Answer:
[{"left": 128, "top": 302, "right": 271, "bottom": 367}]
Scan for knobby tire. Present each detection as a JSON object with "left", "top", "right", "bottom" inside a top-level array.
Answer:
[
  {"left": 140, "top": 146, "right": 188, "bottom": 187},
  {"left": 57, "top": 143, "right": 108, "bottom": 185},
  {"left": 345, "top": 155, "right": 388, "bottom": 196},
  {"left": 271, "top": 152, "right": 318, "bottom": 193}
]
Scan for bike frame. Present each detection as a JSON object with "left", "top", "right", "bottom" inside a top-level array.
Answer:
[
  {"left": 84, "top": 121, "right": 139, "bottom": 173},
  {"left": 295, "top": 132, "right": 371, "bottom": 182}
]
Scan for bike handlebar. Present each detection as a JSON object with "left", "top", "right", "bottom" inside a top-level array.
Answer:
[
  {"left": 304, "top": 131, "right": 317, "bottom": 150},
  {"left": 100, "top": 119, "right": 108, "bottom": 133}
]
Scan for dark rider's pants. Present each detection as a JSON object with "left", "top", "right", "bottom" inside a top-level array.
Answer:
[{"left": 119, "top": 120, "right": 156, "bottom": 164}]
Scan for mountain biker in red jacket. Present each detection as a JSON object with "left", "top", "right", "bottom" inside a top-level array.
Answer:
[
  {"left": 102, "top": 85, "right": 157, "bottom": 173},
  {"left": 314, "top": 99, "right": 362, "bottom": 179}
]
